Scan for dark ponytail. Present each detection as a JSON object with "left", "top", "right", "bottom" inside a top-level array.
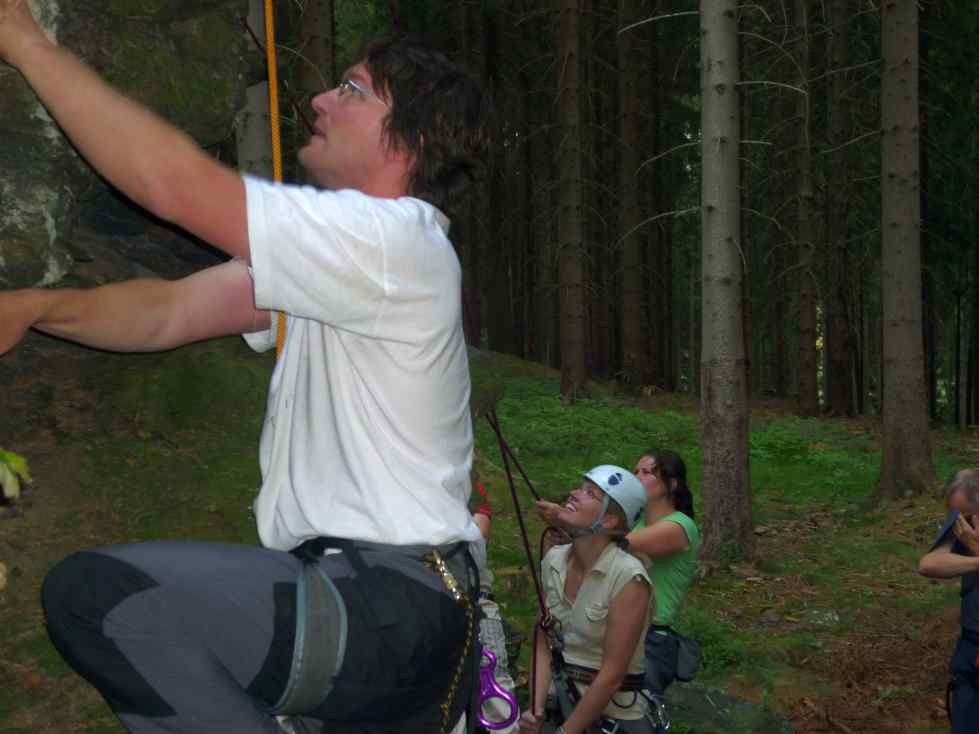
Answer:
[{"left": 640, "top": 448, "right": 696, "bottom": 521}]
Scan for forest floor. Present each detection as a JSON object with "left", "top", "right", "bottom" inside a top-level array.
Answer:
[{"left": 0, "top": 333, "right": 976, "bottom": 733}]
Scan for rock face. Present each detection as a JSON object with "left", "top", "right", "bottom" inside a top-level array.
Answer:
[
  {"left": 665, "top": 682, "right": 793, "bottom": 733},
  {"left": 0, "top": 0, "right": 254, "bottom": 288}
]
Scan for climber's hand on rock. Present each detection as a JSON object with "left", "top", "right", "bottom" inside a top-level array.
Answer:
[
  {"left": 0, "top": 290, "right": 41, "bottom": 357},
  {"left": 0, "top": 0, "right": 51, "bottom": 68}
]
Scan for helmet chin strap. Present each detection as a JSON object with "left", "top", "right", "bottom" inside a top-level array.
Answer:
[
  {"left": 566, "top": 495, "right": 630, "bottom": 540},
  {"left": 590, "top": 494, "right": 611, "bottom": 533},
  {"left": 565, "top": 495, "right": 611, "bottom": 538}
]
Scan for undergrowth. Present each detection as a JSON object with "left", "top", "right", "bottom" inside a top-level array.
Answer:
[{"left": 1, "top": 343, "right": 973, "bottom": 733}]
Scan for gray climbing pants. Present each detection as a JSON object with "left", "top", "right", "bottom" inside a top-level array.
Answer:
[{"left": 42, "top": 540, "right": 474, "bottom": 734}]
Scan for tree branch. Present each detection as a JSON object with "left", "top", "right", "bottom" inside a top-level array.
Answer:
[
  {"left": 618, "top": 11, "right": 699, "bottom": 35},
  {"left": 819, "top": 129, "right": 882, "bottom": 156}
]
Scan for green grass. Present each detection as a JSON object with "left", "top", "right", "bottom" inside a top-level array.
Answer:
[
  {"left": 2, "top": 342, "right": 975, "bottom": 732},
  {"left": 468, "top": 357, "right": 976, "bottom": 729}
]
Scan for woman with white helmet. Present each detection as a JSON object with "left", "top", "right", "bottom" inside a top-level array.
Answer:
[{"left": 519, "top": 465, "right": 656, "bottom": 734}]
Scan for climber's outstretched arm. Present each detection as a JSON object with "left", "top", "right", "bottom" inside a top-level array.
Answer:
[{"left": 0, "top": 261, "right": 267, "bottom": 356}]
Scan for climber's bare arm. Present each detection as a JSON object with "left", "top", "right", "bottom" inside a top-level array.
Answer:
[
  {"left": 0, "top": 261, "right": 268, "bottom": 355},
  {"left": 0, "top": 0, "right": 249, "bottom": 261}
]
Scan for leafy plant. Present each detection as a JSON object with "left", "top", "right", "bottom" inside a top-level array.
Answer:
[{"left": 0, "top": 449, "right": 31, "bottom": 502}]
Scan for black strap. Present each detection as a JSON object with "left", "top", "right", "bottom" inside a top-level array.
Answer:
[
  {"left": 551, "top": 648, "right": 581, "bottom": 723},
  {"left": 291, "top": 536, "right": 466, "bottom": 563},
  {"left": 562, "top": 662, "right": 646, "bottom": 692}
]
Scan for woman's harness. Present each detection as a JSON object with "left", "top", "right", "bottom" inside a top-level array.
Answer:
[{"left": 485, "top": 412, "right": 642, "bottom": 728}]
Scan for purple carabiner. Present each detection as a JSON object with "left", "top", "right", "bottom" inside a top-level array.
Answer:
[{"left": 477, "top": 648, "right": 519, "bottom": 730}]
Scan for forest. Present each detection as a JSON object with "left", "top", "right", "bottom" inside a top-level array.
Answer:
[
  {"left": 261, "top": 0, "right": 978, "bottom": 559},
  {"left": 1, "top": 1, "right": 978, "bottom": 733}
]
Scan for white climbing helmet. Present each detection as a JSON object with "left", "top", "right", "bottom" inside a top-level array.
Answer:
[{"left": 583, "top": 464, "right": 647, "bottom": 529}]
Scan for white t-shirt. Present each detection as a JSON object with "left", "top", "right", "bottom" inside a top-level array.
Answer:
[{"left": 241, "top": 176, "right": 482, "bottom": 550}]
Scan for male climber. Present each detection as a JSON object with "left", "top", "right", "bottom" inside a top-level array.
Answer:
[{"left": 0, "top": 1, "right": 489, "bottom": 732}]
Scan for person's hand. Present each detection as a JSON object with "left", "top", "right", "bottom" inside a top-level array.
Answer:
[
  {"left": 0, "top": 0, "right": 50, "bottom": 67},
  {"left": 0, "top": 290, "right": 39, "bottom": 356},
  {"left": 954, "top": 514, "right": 979, "bottom": 555},
  {"left": 536, "top": 499, "right": 563, "bottom": 526},
  {"left": 517, "top": 710, "right": 544, "bottom": 734}
]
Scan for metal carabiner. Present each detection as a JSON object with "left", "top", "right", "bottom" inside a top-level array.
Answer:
[{"left": 476, "top": 648, "right": 519, "bottom": 730}]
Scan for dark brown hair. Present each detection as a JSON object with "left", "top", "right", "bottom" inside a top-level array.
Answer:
[
  {"left": 639, "top": 448, "right": 696, "bottom": 520},
  {"left": 360, "top": 35, "right": 490, "bottom": 213}
]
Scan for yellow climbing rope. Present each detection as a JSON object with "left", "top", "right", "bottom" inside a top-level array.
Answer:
[{"left": 263, "top": 0, "right": 287, "bottom": 357}]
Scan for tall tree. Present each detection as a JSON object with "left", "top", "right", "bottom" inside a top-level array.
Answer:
[
  {"left": 558, "top": 0, "right": 587, "bottom": 397},
  {"left": 795, "top": 0, "right": 820, "bottom": 416},
  {"left": 484, "top": 3, "right": 517, "bottom": 355},
  {"left": 877, "top": 0, "right": 935, "bottom": 498},
  {"left": 451, "top": 1, "right": 482, "bottom": 346},
  {"left": 699, "top": 0, "right": 753, "bottom": 560},
  {"left": 618, "top": 0, "right": 643, "bottom": 385},
  {"left": 824, "top": 0, "right": 855, "bottom": 416},
  {"left": 970, "top": 225, "right": 979, "bottom": 424}
]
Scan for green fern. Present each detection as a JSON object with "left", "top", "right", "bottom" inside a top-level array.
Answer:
[{"left": 0, "top": 449, "right": 31, "bottom": 501}]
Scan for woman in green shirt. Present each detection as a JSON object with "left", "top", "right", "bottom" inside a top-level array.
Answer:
[{"left": 626, "top": 449, "right": 700, "bottom": 696}]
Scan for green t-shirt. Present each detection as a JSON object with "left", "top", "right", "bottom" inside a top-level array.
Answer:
[{"left": 635, "top": 511, "right": 700, "bottom": 627}]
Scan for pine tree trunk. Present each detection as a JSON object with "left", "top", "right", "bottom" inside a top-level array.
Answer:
[
  {"left": 558, "top": 0, "right": 587, "bottom": 398},
  {"left": 527, "top": 0, "right": 558, "bottom": 368},
  {"left": 699, "top": 0, "right": 753, "bottom": 560},
  {"left": 587, "top": 1, "right": 614, "bottom": 380},
  {"left": 618, "top": 0, "right": 643, "bottom": 385},
  {"left": 690, "top": 243, "right": 700, "bottom": 397},
  {"left": 454, "top": 2, "right": 482, "bottom": 347},
  {"left": 824, "top": 0, "right": 854, "bottom": 416},
  {"left": 970, "top": 230, "right": 979, "bottom": 424},
  {"left": 920, "top": 0, "right": 937, "bottom": 421},
  {"left": 662, "top": 217, "right": 675, "bottom": 391},
  {"left": 877, "top": 0, "right": 935, "bottom": 498},
  {"left": 643, "top": 16, "right": 667, "bottom": 390},
  {"left": 484, "top": 6, "right": 515, "bottom": 356},
  {"left": 517, "top": 70, "right": 534, "bottom": 358},
  {"left": 533, "top": 110, "right": 558, "bottom": 367},
  {"left": 955, "top": 288, "right": 963, "bottom": 427}
]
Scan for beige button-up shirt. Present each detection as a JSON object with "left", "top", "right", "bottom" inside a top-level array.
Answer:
[{"left": 542, "top": 542, "right": 653, "bottom": 720}]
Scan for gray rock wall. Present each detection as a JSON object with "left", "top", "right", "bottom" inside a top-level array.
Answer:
[{"left": 0, "top": 0, "right": 254, "bottom": 288}]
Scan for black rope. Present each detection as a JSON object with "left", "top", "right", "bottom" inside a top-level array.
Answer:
[
  {"left": 486, "top": 410, "right": 542, "bottom": 502},
  {"left": 486, "top": 409, "right": 574, "bottom": 714},
  {"left": 486, "top": 410, "right": 546, "bottom": 612}
]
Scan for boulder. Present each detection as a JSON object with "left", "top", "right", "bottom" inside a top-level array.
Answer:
[
  {"left": 665, "top": 681, "right": 793, "bottom": 734},
  {"left": 0, "top": 0, "right": 254, "bottom": 288}
]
